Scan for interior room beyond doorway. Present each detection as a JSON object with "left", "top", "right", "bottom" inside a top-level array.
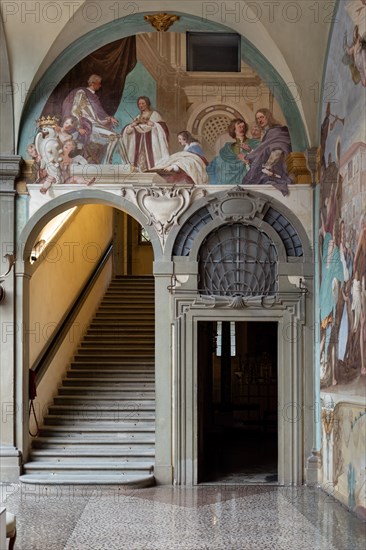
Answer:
[{"left": 198, "top": 321, "right": 278, "bottom": 484}]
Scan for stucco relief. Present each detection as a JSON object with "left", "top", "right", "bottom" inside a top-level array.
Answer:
[
  {"left": 208, "top": 188, "right": 267, "bottom": 222},
  {"left": 122, "top": 185, "right": 206, "bottom": 246}
]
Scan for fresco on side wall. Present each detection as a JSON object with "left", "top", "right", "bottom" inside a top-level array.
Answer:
[
  {"left": 23, "top": 33, "right": 295, "bottom": 196},
  {"left": 319, "top": 0, "right": 366, "bottom": 519}
]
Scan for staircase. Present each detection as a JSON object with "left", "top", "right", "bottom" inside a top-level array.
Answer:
[{"left": 21, "top": 276, "right": 155, "bottom": 486}]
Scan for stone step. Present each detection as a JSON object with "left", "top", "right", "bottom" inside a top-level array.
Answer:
[
  {"left": 101, "top": 297, "right": 154, "bottom": 303},
  {"left": 47, "top": 407, "right": 155, "bottom": 418},
  {"left": 43, "top": 409, "right": 155, "bottom": 430},
  {"left": 90, "top": 315, "right": 154, "bottom": 321},
  {"left": 68, "top": 364, "right": 154, "bottom": 372},
  {"left": 38, "top": 425, "right": 155, "bottom": 435},
  {"left": 77, "top": 350, "right": 154, "bottom": 357},
  {"left": 53, "top": 396, "right": 155, "bottom": 405},
  {"left": 20, "top": 473, "right": 155, "bottom": 486},
  {"left": 93, "top": 315, "right": 154, "bottom": 322},
  {"left": 85, "top": 330, "right": 154, "bottom": 337},
  {"left": 62, "top": 377, "right": 154, "bottom": 386},
  {"left": 102, "top": 299, "right": 154, "bottom": 302},
  {"left": 72, "top": 356, "right": 154, "bottom": 363},
  {"left": 30, "top": 449, "right": 155, "bottom": 460},
  {"left": 80, "top": 339, "right": 155, "bottom": 345},
  {"left": 32, "top": 437, "right": 155, "bottom": 448},
  {"left": 48, "top": 403, "right": 154, "bottom": 414},
  {"left": 22, "top": 461, "right": 154, "bottom": 475},
  {"left": 66, "top": 370, "right": 155, "bottom": 379},
  {"left": 58, "top": 388, "right": 155, "bottom": 398},
  {"left": 88, "top": 326, "right": 155, "bottom": 335}
]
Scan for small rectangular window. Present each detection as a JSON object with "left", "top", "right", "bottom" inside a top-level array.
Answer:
[
  {"left": 186, "top": 32, "right": 240, "bottom": 72},
  {"left": 216, "top": 321, "right": 236, "bottom": 356},
  {"left": 138, "top": 227, "right": 151, "bottom": 245}
]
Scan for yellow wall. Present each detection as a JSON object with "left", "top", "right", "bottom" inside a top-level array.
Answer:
[
  {"left": 29, "top": 256, "right": 112, "bottom": 439},
  {"left": 131, "top": 218, "right": 153, "bottom": 275},
  {"left": 29, "top": 204, "right": 113, "bottom": 365}
]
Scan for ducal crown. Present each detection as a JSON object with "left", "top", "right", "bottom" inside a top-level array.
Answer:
[{"left": 36, "top": 115, "right": 59, "bottom": 128}]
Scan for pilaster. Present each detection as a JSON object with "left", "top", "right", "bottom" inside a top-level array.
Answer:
[
  {"left": 0, "top": 155, "right": 22, "bottom": 481},
  {"left": 153, "top": 261, "right": 174, "bottom": 484}
]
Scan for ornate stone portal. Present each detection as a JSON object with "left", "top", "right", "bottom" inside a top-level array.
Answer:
[{"left": 14, "top": 176, "right": 315, "bottom": 486}]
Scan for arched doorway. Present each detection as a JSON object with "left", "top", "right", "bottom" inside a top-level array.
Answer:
[
  {"left": 15, "top": 191, "right": 160, "bottom": 475},
  {"left": 166, "top": 189, "right": 313, "bottom": 485}
]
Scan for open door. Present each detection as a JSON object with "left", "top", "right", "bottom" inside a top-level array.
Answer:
[{"left": 198, "top": 321, "right": 278, "bottom": 483}]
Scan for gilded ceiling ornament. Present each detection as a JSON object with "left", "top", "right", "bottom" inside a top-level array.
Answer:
[{"left": 144, "top": 13, "right": 180, "bottom": 32}]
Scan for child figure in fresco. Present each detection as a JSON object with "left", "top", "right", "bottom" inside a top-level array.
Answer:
[
  {"left": 55, "top": 116, "right": 91, "bottom": 153},
  {"left": 60, "top": 140, "right": 95, "bottom": 185}
]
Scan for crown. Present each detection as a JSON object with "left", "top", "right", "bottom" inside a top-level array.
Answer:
[{"left": 36, "top": 115, "right": 60, "bottom": 128}]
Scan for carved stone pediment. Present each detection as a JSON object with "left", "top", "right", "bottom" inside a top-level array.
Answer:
[
  {"left": 123, "top": 185, "right": 206, "bottom": 247},
  {"left": 208, "top": 187, "right": 267, "bottom": 222}
]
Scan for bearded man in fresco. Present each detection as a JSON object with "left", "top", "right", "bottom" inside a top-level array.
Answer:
[{"left": 242, "top": 108, "right": 292, "bottom": 196}]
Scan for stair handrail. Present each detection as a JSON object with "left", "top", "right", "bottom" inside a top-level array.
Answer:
[{"left": 31, "top": 241, "right": 113, "bottom": 384}]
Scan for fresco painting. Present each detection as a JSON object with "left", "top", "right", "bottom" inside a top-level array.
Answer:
[
  {"left": 24, "top": 33, "right": 295, "bottom": 196},
  {"left": 321, "top": 400, "right": 366, "bottom": 518},
  {"left": 319, "top": 0, "right": 366, "bottom": 518}
]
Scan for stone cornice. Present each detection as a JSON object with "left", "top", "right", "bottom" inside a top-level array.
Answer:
[{"left": 0, "top": 155, "right": 22, "bottom": 191}]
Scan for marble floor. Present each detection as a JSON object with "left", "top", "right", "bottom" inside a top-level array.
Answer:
[{"left": 1, "top": 483, "right": 365, "bottom": 549}]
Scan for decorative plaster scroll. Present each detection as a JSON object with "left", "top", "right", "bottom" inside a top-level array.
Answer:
[
  {"left": 144, "top": 13, "right": 180, "bottom": 32},
  {"left": 122, "top": 186, "right": 206, "bottom": 247},
  {"left": 208, "top": 187, "right": 267, "bottom": 222},
  {"left": 192, "top": 294, "right": 277, "bottom": 309}
]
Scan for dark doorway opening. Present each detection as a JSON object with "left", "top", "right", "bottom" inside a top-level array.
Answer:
[{"left": 198, "top": 321, "right": 278, "bottom": 483}]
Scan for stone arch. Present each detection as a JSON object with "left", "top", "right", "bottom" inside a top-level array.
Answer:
[
  {"left": 15, "top": 189, "right": 161, "bottom": 460},
  {"left": 165, "top": 189, "right": 315, "bottom": 486},
  {"left": 19, "top": 189, "right": 163, "bottom": 264},
  {"left": 166, "top": 188, "right": 312, "bottom": 263}
]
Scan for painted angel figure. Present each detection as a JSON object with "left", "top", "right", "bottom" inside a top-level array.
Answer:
[{"left": 342, "top": 25, "right": 366, "bottom": 86}]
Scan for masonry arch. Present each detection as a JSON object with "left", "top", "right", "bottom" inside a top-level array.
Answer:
[
  {"left": 19, "top": 189, "right": 162, "bottom": 265},
  {"left": 166, "top": 188, "right": 312, "bottom": 262},
  {"left": 159, "top": 189, "right": 314, "bottom": 485},
  {"left": 15, "top": 189, "right": 161, "bottom": 460}
]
